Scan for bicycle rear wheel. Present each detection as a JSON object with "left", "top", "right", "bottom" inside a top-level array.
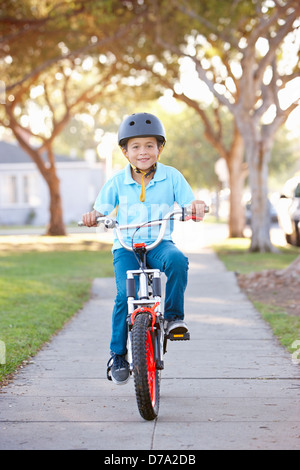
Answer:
[{"left": 132, "top": 313, "right": 160, "bottom": 421}]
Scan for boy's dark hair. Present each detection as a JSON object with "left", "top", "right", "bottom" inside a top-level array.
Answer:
[{"left": 120, "top": 136, "right": 165, "bottom": 150}]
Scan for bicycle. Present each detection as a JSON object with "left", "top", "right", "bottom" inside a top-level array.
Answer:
[{"left": 79, "top": 205, "right": 208, "bottom": 421}]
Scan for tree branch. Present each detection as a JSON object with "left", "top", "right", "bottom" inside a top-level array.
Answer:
[
  {"left": 254, "top": 3, "right": 300, "bottom": 90},
  {"left": 5, "top": 12, "right": 144, "bottom": 91},
  {"left": 0, "top": 0, "right": 102, "bottom": 44},
  {"left": 170, "top": 0, "right": 241, "bottom": 50}
]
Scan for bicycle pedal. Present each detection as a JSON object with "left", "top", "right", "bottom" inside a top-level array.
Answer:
[
  {"left": 155, "top": 359, "right": 164, "bottom": 370},
  {"left": 167, "top": 331, "right": 190, "bottom": 341}
]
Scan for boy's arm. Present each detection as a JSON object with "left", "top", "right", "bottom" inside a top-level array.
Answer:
[{"left": 82, "top": 210, "right": 103, "bottom": 227}]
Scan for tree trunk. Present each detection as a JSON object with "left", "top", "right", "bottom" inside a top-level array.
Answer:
[
  {"left": 44, "top": 166, "right": 66, "bottom": 236},
  {"left": 43, "top": 146, "right": 66, "bottom": 236},
  {"left": 245, "top": 138, "right": 274, "bottom": 252},
  {"left": 11, "top": 128, "right": 66, "bottom": 236},
  {"left": 228, "top": 164, "right": 245, "bottom": 238},
  {"left": 227, "top": 131, "right": 246, "bottom": 238}
]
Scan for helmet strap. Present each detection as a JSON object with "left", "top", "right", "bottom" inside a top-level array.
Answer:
[{"left": 133, "top": 165, "right": 156, "bottom": 202}]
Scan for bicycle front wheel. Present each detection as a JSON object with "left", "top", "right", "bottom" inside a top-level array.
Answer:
[{"left": 132, "top": 313, "right": 160, "bottom": 421}]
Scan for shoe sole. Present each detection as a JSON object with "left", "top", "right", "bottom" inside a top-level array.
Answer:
[
  {"left": 111, "top": 373, "right": 130, "bottom": 385},
  {"left": 166, "top": 325, "right": 188, "bottom": 335}
]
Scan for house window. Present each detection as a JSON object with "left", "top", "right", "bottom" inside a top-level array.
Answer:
[
  {"left": 0, "top": 173, "right": 38, "bottom": 206},
  {"left": 2, "top": 175, "right": 18, "bottom": 204},
  {"left": 23, "top": 174, "right": 30, "bottom": 204}
]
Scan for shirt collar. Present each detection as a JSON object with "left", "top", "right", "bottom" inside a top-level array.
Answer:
[
  {"left": 124, "top": 164, "right": 134, "bottom": 185},
  {"left": 124, "top": 162, "right": 167, "bottom": 185}
]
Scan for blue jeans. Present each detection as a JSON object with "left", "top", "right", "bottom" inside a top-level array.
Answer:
[{"left": 110, "top": 241, "right": 189, "bottom": 355}]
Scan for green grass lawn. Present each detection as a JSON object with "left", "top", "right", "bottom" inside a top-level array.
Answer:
[
  {"left": 213, "top": 238, "right": 300, "bottom": 354},
  {"left": 213, "top": 237, "right": 299, "bottom": 273},
  {"left": 0, "top": 246, "right": 113, "bottom": 383}
]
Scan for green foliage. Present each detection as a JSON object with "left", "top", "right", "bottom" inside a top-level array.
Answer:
[{"left": 0, "top": 0, "right": 142, "bottom": 87}]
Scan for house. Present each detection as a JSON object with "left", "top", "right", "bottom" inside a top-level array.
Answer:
[{"left": 0, "top": 141, "right": 105, "bottom": 226}]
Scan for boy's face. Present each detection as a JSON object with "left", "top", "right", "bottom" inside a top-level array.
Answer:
[{"left": 124, "top": 137, "right": 161, "bottom": 172}]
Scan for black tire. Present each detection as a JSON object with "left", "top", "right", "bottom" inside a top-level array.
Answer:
[{"left": 132, "top": 313, "right": 160, "bottom": 421}]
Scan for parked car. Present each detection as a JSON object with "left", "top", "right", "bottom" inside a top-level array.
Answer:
[{"left": 277, "top": 175, "right": 300, "bottom": 246}]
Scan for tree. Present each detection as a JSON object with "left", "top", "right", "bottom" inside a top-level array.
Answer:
[
  {"left": 0, "top": 0, "right": 147, "bottom": 234},
  {"left": 1, "top": 57, "right": 120, "bottom": 234},
  {"left": 1, "top": 0, "right": 299, "bottom": 246},
  {"left": 168, "top": 0, "right": 300, "bottom": 251},
  {"left": 122, "top": 0, "right": 300, "bottom": 250}
]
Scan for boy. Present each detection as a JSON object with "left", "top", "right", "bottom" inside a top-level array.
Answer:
[{"left": 82, "top": 112, "right": 206, "bottom": 384}]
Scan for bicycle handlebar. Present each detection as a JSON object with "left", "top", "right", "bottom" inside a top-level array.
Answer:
[{"left": 78, "top": 205, "right": 209, "bottom": 252}]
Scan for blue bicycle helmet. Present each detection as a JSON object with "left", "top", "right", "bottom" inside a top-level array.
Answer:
[{"left": 118, "top": 112, "right": 166, "bottom": 148}]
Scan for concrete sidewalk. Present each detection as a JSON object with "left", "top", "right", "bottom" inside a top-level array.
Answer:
[{"left": 1, "top": 246, "right": 300, "bottom": 450}]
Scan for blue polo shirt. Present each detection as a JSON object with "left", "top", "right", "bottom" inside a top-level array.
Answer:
[{"left": 94, "top": 162, "right": 195, "bottom": 250}]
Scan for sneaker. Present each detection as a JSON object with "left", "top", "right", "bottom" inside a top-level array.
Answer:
[
  {"left": 107, "top": 353, "right": 130, "bottom": 385},
  {"left": 164, "top": 319, "right": 189, "bottom": 337}
]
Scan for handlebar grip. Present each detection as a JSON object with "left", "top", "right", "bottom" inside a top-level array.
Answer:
[
  {"left": 78, "top": 217, "right": 117, "bottom": 228},
  {"left": 182, "top": 205, "right": 209, "bottom": 221}
]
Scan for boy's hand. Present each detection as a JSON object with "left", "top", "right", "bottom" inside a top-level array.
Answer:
[
  {"left": 190, "top": 200, "right": 207, "bottom": 221},
  {"left": 82, "top": 210, "right": 101, "bottom": 227}
]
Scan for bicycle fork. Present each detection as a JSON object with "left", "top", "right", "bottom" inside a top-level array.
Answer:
[{"left": 126, "top": 267, "right": 164, "bottom": 374}]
